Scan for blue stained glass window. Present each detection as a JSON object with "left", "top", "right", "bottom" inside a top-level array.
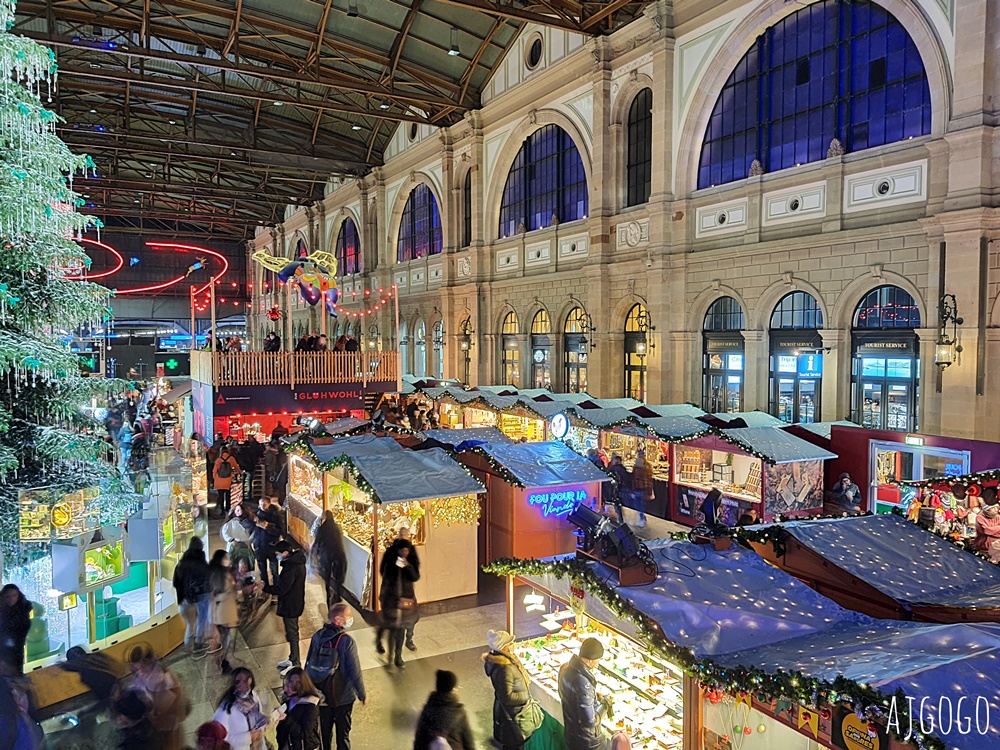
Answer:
[
  {"left": 853, "top": 285, "right": 921, "bottom": 329},
  {"left": 498, "top": 125, "right": 588, "bottom": 238},
  {"left": 397, "top": 184, "right": 442, "bottom": 263},
  {"left": 335, "top": 217, "right": 361, "bottom": 276},
  {"left": 697, "top": 0, "right": 931, "bottom": 189}
]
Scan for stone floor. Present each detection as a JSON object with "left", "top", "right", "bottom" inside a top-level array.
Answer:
[
  {"left": 41, "top": 539, "right": 509, "bottom": 750},
  {"left": 39, "top": 496, "right": 683, "bottom": 750}
]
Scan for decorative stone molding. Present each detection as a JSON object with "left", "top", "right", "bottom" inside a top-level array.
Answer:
[
  {"left": 762, "top": 181, "right": 827, "bottom": 226},
  {"left": 558, "top": 232, "right": 589, "bottom": 259},
  {"left": 748, "top": 159, "right": 764, "bottom": 177},
  {"left": 843, "top": 160, "right": 927, "bottom": 214},
  {"left": 616, "top": 219, "right": 650, "bottom": 249},
  {"left": 827, "top": 138, "right": 845, "bottom": 158},
  {"left": 695, "top": 198, "right": 749, "bottom": 238},
  {"left": 496, "top": 248, "right": 519, "bottom": 270}
]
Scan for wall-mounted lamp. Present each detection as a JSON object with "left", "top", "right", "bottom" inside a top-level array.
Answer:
[
  {"left": 935, "top": 293, "right": 963, "bottom": 368},
  {"left": 459, "top": 315, "right": 474, "bottom": 383},
  {"left": 368, "top": 323, "right": 380, "bottom": 350},
  {"left": 578, "top": 310, "right": 597, "bottom": 351},
  {"left": 636, "top": 307, "right": 656, "bottom": 353}
]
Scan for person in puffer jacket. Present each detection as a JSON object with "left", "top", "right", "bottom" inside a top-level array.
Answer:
[{"left": 482, "top": 630, "right": 539, "bottom": 749}]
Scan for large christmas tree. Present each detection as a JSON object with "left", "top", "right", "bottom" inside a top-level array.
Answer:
[{"left": 0, "top": 0, "right": 134, "bottom": 561}]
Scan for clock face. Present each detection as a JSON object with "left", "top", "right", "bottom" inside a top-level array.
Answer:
[
  {"left": 549, "top": 413, "right": 568, "bottom": 439},
  {"left": 533, "top": 349, "right": 546, "bottom": 363}
]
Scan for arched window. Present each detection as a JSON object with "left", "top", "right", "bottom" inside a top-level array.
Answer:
[
  {"left": 769, "top": 292, "right": 825, "bottom": 424},
  {"left": 626, "top": 88, "right": 653, "bottom": 207},
  {"left": 413, "top": 320, "right": 427, "bottom": 378},
  {"left": 703, "top": 296, "right": 745, "bottom": 413},
  {"left": 697, "top": 0, "right": 932, "bottom": 189},
  {"left": 398, "top": 320, "right": 410, "bottom": 376},
  {"left": 624, "top": 304, "right": 648, "bottom": 401},
  {"left": 500, "top": 311, "right": 520, "bottom": 387},
  {"left": 397, "top": 184, "right": 442, "bottom": 262},
  {"left": 334, "top": 217, "right": 361, "bottom": 276},
  {"left": 564, "top": 308, "right": 589, "bottom": 394},
  {"left": 530, "top": 310, "right": 552, "bottom": 388},
  {"left": 294, "top": 238, "right": 308, "bottom": 259},
  {"left": 851, "top": 285, "right": 921, "bottom": 430},
  {"left": 498, "top": 125, "right": 588, "bottom": 239},
  {"left": 462, "top": 170, "right": 473, "bottom": 248},
  {"left": 853, "top": 285, "right": 921, "bottom": 328}
]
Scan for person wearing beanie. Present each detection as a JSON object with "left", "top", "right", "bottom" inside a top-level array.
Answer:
[
  {"left": 112, "top": 690, "right": 161, "bottom": 750},
  {"left": 558, "top": 638, "right": 610, "bottom": 750},
  {"left": 267, "top": 540, "right": 307, "bottom": 671},
  {"left": 483, "top": 630, "right": 542, "bottom": 749},
  {"left": 172, "top": 536, "right": 210, "bottom": 652},
  {"left": 412, "top": 670, "right": 476, "bottom": 750}
]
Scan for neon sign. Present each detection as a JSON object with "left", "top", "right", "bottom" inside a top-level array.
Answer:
[{"left": 528, "top": 488, "right": 588, "bottom": 518}]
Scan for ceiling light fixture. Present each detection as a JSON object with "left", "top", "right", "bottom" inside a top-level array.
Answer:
[
  {"left": 89, "top": 108, "right": 97, "bottom": 113},
  {"left": 379, "top": 100, "right": 390, "bottom": 110},
  {"left": 351, "top": 124, "right": 362, "bottom": 130},
  {"left": 448, "top": 27, "right": 461, "bottom": 56},
  {"left": 347, "top": 0, "right": 359, "bottom": 17},
  {"left": 273, "top": 101, "right": 284, "bottom": 106},
  {"left": 168, "top": 119, "right": 176, "bottom": 124}
]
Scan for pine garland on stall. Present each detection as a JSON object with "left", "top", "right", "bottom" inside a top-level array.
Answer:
[
  {"left": 0, "top": 0, "right": 134, "bottom": 562},
  {"left": 484, "top": 557, "right": 947, "bottom": 750}
]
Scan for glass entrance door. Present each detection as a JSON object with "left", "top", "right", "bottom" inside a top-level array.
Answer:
[{"left": 854, "top": 355, "right": 917, "bottom": 430}]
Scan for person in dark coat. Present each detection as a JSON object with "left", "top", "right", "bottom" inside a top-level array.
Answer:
[
  {"left": 606, "top": 453, "right": 631, "bottom": 521},
  {"left": 172, "top": 537, "right": 210, "bottom": 650},
  {"left": 376, "top": 537, "right": 420, "bottom": 668},
  {"left": 830, "top": 472, "right": 862, "bottom": 513},
  {"left": 295, "top": 336, "right": 311, "bottom": 353},
  {"left": 412, "top": 670, "right": 476, "bottom": 750},
  {"left": 483, "top": 630, "right": 539, "bottom": 749},
  {"left": 306, "top": 603, "right": 367, "bottom": 750},
  {"left": 558, "top": 639, "right": 610, "bottom": 750},
  {"left": 0, "top": 585, "right": 31, "bottom": 675},
  {"left": 312, "top": 512, "right": 348, "bottom": 609},
  {"left": 267, "top": 541, "right": 307, "bottom": 670},
  {"left": 263, "top": 332, "right": 281, "bottom": 353},
  {"left": 111, "top": 690, "right": 163, "bottom": 750},
  {"left": 60, "top": 646, "right": 121, "bottom": 715},
  {"left": 249, "top": 496, "right": 285, "bottom": 588},
  {"left": 276, "top": 667, "right": 322, "bottom": 750}
]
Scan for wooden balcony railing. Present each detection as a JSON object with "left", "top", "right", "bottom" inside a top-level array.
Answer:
[{"left": 191, "top": 350, "right": 400, "bottom": 388}]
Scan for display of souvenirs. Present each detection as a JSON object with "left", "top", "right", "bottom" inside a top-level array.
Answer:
[
  {"left": 19, "top": 487, "right": 100, "bottom": 542},
  {"left": 464, "top": 407, "right": 497, "bottom": 429},
  {"left": 513, "top": 621, "right": 683, "bottom": 750},
  {"left": 289, "top": 455, "right": 324, "bottom": 509},
  {"left": 498, "top": 413, "right": 545, "bottom": 442},
  {"left": 83, "top": 540, "right": 126, "bottom": 588},
  {"left": 673, "top": 447, "right": 762, "bottom": 503},
  {"left": 602, "top": 433, "right": 671, "bottom": 480}
]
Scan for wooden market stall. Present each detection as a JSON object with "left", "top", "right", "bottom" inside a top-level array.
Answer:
[
  {"left": 460, "top": 440, "right": 609, "bottom": 563},
  {"left": 285, "top": 435, "right": 485, "bottom": 607},
  {"left": 671, "top": 426, "right": 836, "bottom": 525},
  {"left": 745, "top": 513, "right": 1000, "bottom": 623},
  {"left": 487, "top": 538, "right": 979, "bottom": 750}
]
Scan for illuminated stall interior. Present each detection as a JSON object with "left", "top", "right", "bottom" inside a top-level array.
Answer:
[
  {"left": 286, "top": 435, "right": 485, "bottom": 607},
  {"left": 673, "top": 427, "right": 836, "bottom": 525}
]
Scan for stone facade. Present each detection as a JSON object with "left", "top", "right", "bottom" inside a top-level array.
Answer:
[{"left": 249, "top": 0, "right": 1000, "bottom": 440}]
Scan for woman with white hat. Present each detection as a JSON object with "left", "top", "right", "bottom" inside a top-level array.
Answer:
[{"left": 482, "top": 630, "right": 542, "bottom": 749}]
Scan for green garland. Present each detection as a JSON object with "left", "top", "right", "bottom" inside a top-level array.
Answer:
[{"left": 483, "top": 556, "right": 946, "bottom": 750}]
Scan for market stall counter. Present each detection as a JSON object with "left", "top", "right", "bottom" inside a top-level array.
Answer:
[
  {"left": 488, "top": 538, "right": 1000, "bottom": 750},
  {"left": 672, "top": 426, "right": 836, "bottom": 525},
  {"left": 285, "top": 435, "right": 486, "bottom": 607},
  {"left": 462, "top": 440, "right": 609, "bottom": 563}
]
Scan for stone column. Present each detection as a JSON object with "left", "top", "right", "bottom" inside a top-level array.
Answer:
[
  {"left": 819, "top": 328, "right": 850, "bottom": 422},
  {"left": 741, "top": 330, "right": 767, "bottom": 412}
]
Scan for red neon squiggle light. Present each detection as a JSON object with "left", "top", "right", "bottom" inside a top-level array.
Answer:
[
  {"left": 146, "top": 241, "right": 230, "bottom": 294},
  {"left": 70, "top": 238, "right": 125, "bottom": 280},
  {"left": 113, "top": 275, "right": 189, "bottom": 295}
]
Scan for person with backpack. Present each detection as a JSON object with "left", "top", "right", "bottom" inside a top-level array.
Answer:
[
  {"left": 172, "top": 537, "right": 210, "bottom": 652},
  {"left": 214, "top": 447, "right": 242, "bottom": 516},
  {"left": 304, "top": 602, "right": 366, "bottom": 750}
]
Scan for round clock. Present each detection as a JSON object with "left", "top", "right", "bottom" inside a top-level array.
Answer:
[{"left": 532, "top": 349, "right": 546, "bottom": 363}]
